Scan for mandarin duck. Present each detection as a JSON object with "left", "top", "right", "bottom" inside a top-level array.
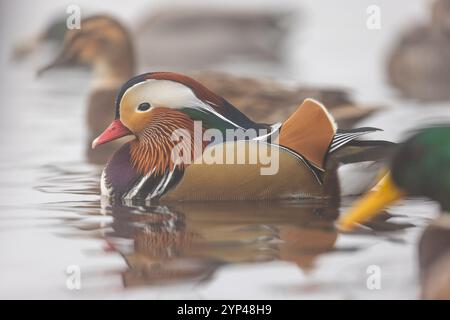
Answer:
[
  {"left": 387, "top": 0, "right": 450, "bottom": 101},
  {"left": 38, "top": 15, "right": 380, "bottom": 163},
  {"left": 91, "top": 72, "right": 393, "bottom": 202},
  {"left": 338, "top": 126, "right": 450, "bottom": 299}
]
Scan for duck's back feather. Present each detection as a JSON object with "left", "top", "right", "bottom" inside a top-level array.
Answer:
[{"left": 279, "top": 99, "right": 337, "bottom": 170}]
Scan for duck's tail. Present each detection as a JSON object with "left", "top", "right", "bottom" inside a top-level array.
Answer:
[
  {"left": 329, "top": 127, "right": 381, "bottom": 152},
  {"left": 330, "top": 138, "right": 397, "bottom": 196},
  {"left": 278, "top": 98, "right": 395, "bottom": 170},
  {"left": 329, "top": 138, "right": 396, "bottom": 164},
  {"left": 327, "top": 127, "right": 397, "bottom": 163}
]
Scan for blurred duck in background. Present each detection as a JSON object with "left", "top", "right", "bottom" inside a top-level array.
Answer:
[
  {"left": 15, "top": 8, "right": 293, "bottom": 69},
  {"left": 132, "top": 8, "right": 291, "bottom": 70},
  {"left": 38, "top": 16, "right": 135, "bottom": 163},
  {"left": 338, "top": 126, "right": 450, "bottom": 299},
  {"left": 388, "top": 0, "right": 450, "bottom": 101},
  {"left": 37, "top": 15, "right": 380, "bottom": 162}
]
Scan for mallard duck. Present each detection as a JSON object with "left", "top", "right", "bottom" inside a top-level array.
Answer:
[
  {"left": 38, "top": 15, "right": 380, "bottom": 163},
  {"left": 338, "top": 126, "right": 450, "bottom": 299},
  {"left": 387, "top": 0, "right": 450, "bottom": 101},
  {"left": 91, "top": 72, "right": 393, "bottom": 202}
]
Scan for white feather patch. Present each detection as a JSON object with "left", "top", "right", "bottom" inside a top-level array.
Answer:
[
  {"left": 100, "top": 168, "right": 112, "bottom": 197},
  {"left": 121, "top": 79, "right": 243, "bottom": 129}
]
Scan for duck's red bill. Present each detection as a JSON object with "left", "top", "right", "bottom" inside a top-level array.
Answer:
[{"left": 92, "top": 120, "right": 133, "bottom": 149}]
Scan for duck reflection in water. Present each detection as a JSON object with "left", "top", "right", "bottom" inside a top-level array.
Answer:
[{"left": 97, "top": 200, "right": 340, "bottom": 288}]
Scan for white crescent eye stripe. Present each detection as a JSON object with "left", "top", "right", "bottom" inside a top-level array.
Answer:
[
  {"left": 121, "top": 79, "right": 206, "bottom": 110},
  {"left": 120, "top": 79, "right": 244, "bottom": 129}
]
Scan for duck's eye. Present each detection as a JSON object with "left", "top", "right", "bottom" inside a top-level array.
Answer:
[{"left": 137, "top": 102, "right": 151, "bottom": 112}]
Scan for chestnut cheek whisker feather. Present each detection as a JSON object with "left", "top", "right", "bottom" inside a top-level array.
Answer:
[{"left": 130, "top": 110, "right": 207, "bottom": 176}]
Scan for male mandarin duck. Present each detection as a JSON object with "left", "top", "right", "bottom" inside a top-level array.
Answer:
[
  {"left": 338, "top": 126, "right": 450, "bottom": 299},
  {"left": 38, "top": 15, "right": 380, "bottom": 163},
  {"left": 92, "top": 72, "right": 393, "bottom": 202}
]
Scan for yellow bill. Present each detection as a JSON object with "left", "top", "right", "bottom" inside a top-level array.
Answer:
[{"left": 338, "top": 172, "right": 405, "bottom": 231}]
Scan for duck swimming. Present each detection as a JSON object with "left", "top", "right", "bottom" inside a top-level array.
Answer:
[
  {"left": 38, "top": 15, "right": 381, "bottom": 163},
  {"left": 338, "top": 126, "right": 450, "bottom": 299},
  {"left": 92, "top": 72, "right": 393, "bottom": 202}
]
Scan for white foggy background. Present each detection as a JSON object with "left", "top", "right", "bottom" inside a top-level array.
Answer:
[{"left": 0, "top": 0, "right": 429, "bottom": 100}]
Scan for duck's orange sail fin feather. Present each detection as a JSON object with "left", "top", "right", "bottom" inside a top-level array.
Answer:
[{"left": 279, "top": 98, "right": 337, "bottom": 170}]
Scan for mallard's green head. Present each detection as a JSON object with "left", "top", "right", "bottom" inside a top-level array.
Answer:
[
  {"left": 392, "top": 126, "right": 450, "bottom": 211},
  {"left": 339, "top": 126, "right": 450, "bottom": 231}
]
